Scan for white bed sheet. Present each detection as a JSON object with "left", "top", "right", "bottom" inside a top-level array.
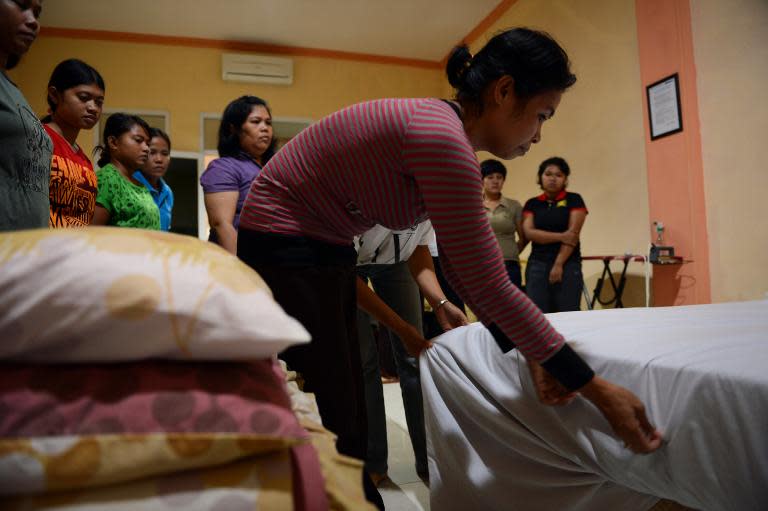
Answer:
[{"left": 421, "top": 300, "right": 768, "bottom": 511}]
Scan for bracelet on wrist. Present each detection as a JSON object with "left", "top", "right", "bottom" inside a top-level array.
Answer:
[{"left": 435, "top": 298, "right": 449, "bottom": 310}]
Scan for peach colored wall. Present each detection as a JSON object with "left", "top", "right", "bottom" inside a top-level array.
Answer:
[
  {"left": 690, "top": 0, "right": 768, "bottom": 302},
  {"left": 635, "top": 0, "right": 710, "bottom": 305}
]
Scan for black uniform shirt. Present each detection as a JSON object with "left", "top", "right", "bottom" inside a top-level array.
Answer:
[{"left": 523, "top": 190, "right": 588, "bottom": 263}]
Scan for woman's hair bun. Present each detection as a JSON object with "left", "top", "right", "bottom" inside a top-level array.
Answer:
[{"left": 446, "top": 45, "right": 473, "bottom": 88}]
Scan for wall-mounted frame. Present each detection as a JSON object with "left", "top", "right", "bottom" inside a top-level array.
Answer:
[{"left": 646, "top": 73, "right": 682, "bottom": 140}]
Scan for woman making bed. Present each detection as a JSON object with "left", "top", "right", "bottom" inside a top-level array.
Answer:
[{"left": 236, "top": 27, "right": 663, "bottom": 508}]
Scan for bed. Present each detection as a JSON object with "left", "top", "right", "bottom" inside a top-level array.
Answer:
[
  {"left": 421, "top": 300, "right": 768, "bottom": 511},
  {"left": 0, "top": 228, "right": 376, "bottom": 510}
]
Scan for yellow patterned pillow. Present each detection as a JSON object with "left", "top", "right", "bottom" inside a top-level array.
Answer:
[
  {"left": 0, "top": 433, "right": 299, "bottom": 494},
  {"left": 0, "top": 228, "right": 310, "bottom": 361}
]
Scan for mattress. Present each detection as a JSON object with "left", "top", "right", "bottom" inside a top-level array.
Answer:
[{"left": 421, "top": 300, "right": 768, "bottom": 511}]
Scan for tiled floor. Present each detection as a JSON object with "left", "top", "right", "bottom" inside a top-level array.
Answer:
[{"left": 379, "top": 382, "right": 430, "bottom": 510}]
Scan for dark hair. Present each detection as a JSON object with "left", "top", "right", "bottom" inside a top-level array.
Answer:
[
  {"left": 446, "top": 27, "right": 576, "bottom": 112},
  {"left": 45, "top": 59, "right": 105, "bottom": 120},
  {"left": 217, "top": 95, "right": 276, "bottom": 163},
  {"left": 148, "top": 127, "right": 171, "bottom": 151},
  {"left": 480, "top": 159, "right": 507, "bottom": 179},
  {"left": 95, "top": 113, "right": 151, "bottom": 168},
  {"left": 537, "top": 156, "right": 571, "bottom": 186}
]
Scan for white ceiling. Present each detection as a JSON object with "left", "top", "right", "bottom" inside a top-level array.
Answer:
[{"left": 40, "top": 0, "right": 504, "bottom": 62}]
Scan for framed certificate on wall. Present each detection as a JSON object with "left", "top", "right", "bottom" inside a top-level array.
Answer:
[{"left": 646, "top": 73, "right": 683, "bottom": 140}]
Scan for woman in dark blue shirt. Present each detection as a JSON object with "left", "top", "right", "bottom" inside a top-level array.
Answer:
[{"left": 522, "top": 156, "right": 587, "bottom": 312}]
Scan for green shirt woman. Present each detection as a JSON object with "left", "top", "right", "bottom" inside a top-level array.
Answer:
[{"left": 92, "top": 113, "right": 160, "bottom": 230}]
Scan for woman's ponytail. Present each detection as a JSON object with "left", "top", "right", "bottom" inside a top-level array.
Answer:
[
  {"left": 94, "top": 145, "right": 110, "bottom": 168},
  {"left": 445, "top": 45, "right": 473, "bottom": 89}
]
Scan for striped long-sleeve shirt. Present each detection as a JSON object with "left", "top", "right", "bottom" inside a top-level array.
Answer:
[{"left": 240, "top": 98, "right": 566, "bottom": 364}]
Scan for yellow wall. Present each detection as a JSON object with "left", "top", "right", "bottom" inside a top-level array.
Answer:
[
  {"left": 471, "top": 0, "right": 651, "bottom": 307},
  {"left": 11, "top": 37, "right": 445, "bottom": 155},
  {"left": 691, "top": 0, "right": 768, "bottom": 302}
]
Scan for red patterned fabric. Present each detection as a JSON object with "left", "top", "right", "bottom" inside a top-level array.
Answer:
[
  {"left": 0, "top": 359, "right": 297, "bottom": 437},
  {"left": 44, "top": 124, "right": 97, "bottom": 228}
]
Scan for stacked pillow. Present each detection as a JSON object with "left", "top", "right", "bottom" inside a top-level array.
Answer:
[
  {"left": 0, "top": 227, "right": 310, "bottom": 361},
  {"left": 0, "top": 228, "right": 325, "bottom": 507}
]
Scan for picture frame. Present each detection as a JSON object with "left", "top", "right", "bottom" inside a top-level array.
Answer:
[{"left": 646, "top": 73, "right": 683, "bottom": 140}]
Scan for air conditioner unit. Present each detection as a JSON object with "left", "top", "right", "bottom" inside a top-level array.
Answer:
[{"left": 221, "top": 53, "right": 293, "bottom": 85}]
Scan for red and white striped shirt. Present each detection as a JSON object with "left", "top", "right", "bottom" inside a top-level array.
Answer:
[{"left": 240, "top": 98, "right": 565, "bottom": 362}]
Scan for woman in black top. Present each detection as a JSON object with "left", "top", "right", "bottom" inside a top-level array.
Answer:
[{"left": 522, "top": 156, "right": 586, "bottom": 312}]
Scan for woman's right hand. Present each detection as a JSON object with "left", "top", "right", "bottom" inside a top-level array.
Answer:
[
  {"left": 528, "top": 359, "right": 576, "bottom": 405},
  {"left": 579, "top": 376, "right": 663, "bottom": 454},
  {"left": 398, "top": 323, "right": 433, "bottom": 358}
]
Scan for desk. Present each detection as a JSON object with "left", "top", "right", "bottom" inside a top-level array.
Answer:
[{"left": 582, "top": 255, "right": 649, "bottom": 309}]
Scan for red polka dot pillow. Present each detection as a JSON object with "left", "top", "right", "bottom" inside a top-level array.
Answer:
[
  {"left": 0, "top": 359, "right": 317, "bottom": 501},
  {"left": 0, "top": 228, "right": 310, "bottom": 361}
]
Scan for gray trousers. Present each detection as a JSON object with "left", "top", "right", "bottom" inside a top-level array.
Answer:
[{"left": 357, "top": 261, "right": 427, "bottom": 475}]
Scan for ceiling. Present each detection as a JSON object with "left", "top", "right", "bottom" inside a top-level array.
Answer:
[{"left": 40, "top": 0, "right": 506, "bottom": 62}]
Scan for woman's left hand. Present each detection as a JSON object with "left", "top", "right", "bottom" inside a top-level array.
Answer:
[{"left": 548, "top": 263, "right": 564, "bottom": 284}]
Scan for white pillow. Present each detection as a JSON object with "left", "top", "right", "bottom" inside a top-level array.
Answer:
[{"left": 0, "top": 227, "right": 310, "bottom": 362}]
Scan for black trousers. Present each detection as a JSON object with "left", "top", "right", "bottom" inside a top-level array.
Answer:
[
  {"left": 525, "top": 258, "right": 583, "bottom": 313},
  {"left": 238, "top": 229, "right": 384, "bottom": 509}
]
